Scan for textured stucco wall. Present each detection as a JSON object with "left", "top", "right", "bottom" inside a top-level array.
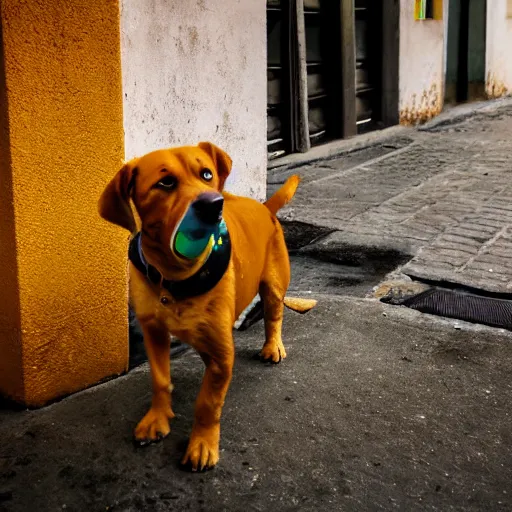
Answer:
[
  {"left": 120, "top": 0, "right": 267, "bottom": 201},
  {"left": 486, "top": 0, "right": 512, "bottom": 98},
  {"left": 399, "top": 0, "right": 445, "bottom": 125},
  {"left": 0, "top": 0, "right": 128, "bottom": 405}
]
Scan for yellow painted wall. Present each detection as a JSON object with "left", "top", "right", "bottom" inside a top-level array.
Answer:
[{"left": 0, "top": 0, "right": 128, "bottom": 406}]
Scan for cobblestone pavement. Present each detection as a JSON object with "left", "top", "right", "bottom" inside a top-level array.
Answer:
[{"left": 270, "top": 103, "right": 512, "bottom": 294}]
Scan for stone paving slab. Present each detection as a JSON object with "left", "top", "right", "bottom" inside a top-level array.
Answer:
[{"left": 276, "top": 104, "right": 512, "bottom": 294}]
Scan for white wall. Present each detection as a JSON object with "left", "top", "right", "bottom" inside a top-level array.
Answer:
[
  {"left": 120, "top": 0, "right": 267, "bottom": 200},
  {"left": 486, "top": 0, "right": 512, "bottom": 98},
  {"left": 399, "top": 0, "right": 445, "bottom": 124}
]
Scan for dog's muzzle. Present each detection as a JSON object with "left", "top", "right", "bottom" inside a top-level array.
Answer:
[{"left": 172, "top": 193, "right": 224, "bottom": 259}]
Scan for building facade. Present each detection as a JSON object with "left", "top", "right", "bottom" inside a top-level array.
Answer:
[
  {"left": 267, "top": 0, "right": 512, "bottom": 159},
  {"left": 0, "top": 0, "right": 511, "bottom": 406}
]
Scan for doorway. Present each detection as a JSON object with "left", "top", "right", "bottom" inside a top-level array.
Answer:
[
  {"left": 445, "top": 0, "right": 487, "bottom": 104},
  {"left": 266, "top": 0, "right": 399, "bottom": 160}
]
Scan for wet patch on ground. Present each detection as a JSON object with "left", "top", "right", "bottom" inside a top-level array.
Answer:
[
  {"left": 289, "top": 232, "right": 411, "bottom": 298},
  {"left": 289, "top": 253, "right": 406, "bottom": 298}
]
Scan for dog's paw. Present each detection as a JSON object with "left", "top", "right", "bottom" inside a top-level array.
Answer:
[
  {"left": 259, "top": 343, "right": 287, "bottom": 364},
  {"left": 181, "top": 435, "right": 220, "bottom": 472},
  {"left": 134, "top": 406, "right": 174, "bottom": 446}
]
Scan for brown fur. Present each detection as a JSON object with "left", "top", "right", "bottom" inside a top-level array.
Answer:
[{"left": 98, "top": 142, "right": 316, "bottom": 471}]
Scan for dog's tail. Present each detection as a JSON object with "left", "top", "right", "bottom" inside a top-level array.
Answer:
[
  {"left": 264, "top": 175, "right": 301, "bottom": 215},
  {"left": 283, "top": 296, "right": 317, "bottom": 314}
]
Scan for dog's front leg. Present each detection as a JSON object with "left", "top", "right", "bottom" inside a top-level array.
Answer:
[
  {"left": 182, "top": 335, "right": 234, "bottom": 471},
  {"left": 134, "top": 321, "right": 175, "bottom": 445}
]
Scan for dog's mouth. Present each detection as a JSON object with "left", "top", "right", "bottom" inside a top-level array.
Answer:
[{"left": 171, "top": 207, "right": 221, "bottom": 261}]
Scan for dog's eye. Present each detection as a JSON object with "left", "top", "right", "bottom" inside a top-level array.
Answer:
[
  {"left": 200, "top": 168, "right": 213, "bottom": 182},
  {"left": 156, "top": 175, "right": 177, "bottom": 190}
]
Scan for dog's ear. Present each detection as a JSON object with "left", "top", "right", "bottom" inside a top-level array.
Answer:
[
  {"left": 98, "top": 160, "right": 138, "bottom": 232},
  {"left": 198, "top": 142, "right": 232, "bottom": 191}
]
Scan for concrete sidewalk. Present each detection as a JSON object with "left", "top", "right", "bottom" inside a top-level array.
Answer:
[
  {"left": 272, "top": 99, "right": 512, "bottom": 295},
  {"left": 1, "top": 296, "right": 511, "bottom": 511}
]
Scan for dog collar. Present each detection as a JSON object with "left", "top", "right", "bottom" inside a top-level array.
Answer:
[{"left": 128, "top": 221, "right": 231, "bottom": 301}]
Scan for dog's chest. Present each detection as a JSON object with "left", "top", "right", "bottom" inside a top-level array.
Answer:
[{"left": 156, "top": 297, "right": 199, "bottom": 333}]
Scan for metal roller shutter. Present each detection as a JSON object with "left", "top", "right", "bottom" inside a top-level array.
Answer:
[{"left": 355, "top": 0, "right": 382, "bottom": 133}]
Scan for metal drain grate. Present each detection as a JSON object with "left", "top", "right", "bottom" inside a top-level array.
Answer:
[{"left": 392, "top": 288, "right": 512, "bottom": 330}]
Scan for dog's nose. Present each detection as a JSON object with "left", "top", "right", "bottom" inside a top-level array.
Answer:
[{"left": 191, "top": 192, "right": 224, "bottom": 225}]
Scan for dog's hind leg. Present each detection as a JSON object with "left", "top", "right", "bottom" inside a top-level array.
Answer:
[{"left": 259, "top": 223, "right": 290, "bottom": 363}]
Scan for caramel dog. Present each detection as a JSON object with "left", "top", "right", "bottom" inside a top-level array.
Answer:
[{"left": 98, "top": 142, "right": 316, "bottom": 471}]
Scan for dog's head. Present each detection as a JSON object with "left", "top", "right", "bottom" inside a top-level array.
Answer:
[{"left": 98, "top": 142, "right": 232, "bottom": 279}]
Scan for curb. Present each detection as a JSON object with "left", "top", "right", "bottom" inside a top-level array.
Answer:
[
  {"left": 419, "top": 96, "right": 512, "bottom": 131},
  {"left": 267, "top": 125, "right": 411, "bottom": 171}
]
